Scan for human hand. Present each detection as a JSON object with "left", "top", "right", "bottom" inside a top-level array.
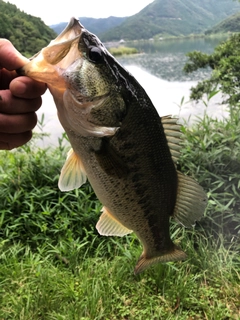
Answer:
[{"left": 0, "top": 39, "right": 47, "bottom": 150}]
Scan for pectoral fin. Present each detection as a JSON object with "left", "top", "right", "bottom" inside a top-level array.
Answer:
[
  {"left": 96, "top": 206, "right": 132, "bottom": 236},
  {"left": 58, "top": 148, "right": 87, "bottom": 191}
]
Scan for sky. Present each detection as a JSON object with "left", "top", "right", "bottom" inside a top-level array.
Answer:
[{"left": 4, "top": 0, "right": 154, "bottom": 25}]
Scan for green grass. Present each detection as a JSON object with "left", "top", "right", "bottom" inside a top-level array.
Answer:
[
  {"left": 0, "top": 230, "right": 239, "bottom": 319},
  {"left": 108, "top": 46, "right": 139, "bottom": 56},
  {"left": 0, "top": 108, "right": 239, "bottom": 319}
]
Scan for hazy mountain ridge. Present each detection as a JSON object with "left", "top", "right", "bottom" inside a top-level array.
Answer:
[
  {"left": 205, "top": 12, "right": 240, "bottom": 34},
  {"left": 51, "top": 16, "right": 127, "bottom": 36}
]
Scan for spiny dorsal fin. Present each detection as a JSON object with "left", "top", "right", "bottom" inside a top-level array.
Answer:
[
  {"left": 174, "top": 171, "right": 207, "bottom": 228},
  {"left": 161, "top": 116, "right": 182, "bottom": 164},
  {"left": 96, "top": 206, "right": 132, "bottom": 236},
  {"left": 58, "top": 148, "right": 87, "bottom": 191}
]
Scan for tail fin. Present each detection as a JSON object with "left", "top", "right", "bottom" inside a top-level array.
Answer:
[{"left": 134, "top": 245, "right": 187, "bottom": 275}]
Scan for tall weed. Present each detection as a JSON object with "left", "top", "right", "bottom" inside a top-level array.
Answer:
[
  {"left": 179, "top": 106, "right": 240, "bottom": 244},
  {"left": 0, "top": 136, "right": 101, "bottom": 252}
]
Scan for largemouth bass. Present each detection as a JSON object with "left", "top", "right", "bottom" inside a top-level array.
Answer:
[{"left": 19, "top": 18, "right": 207, "bottom": 274}]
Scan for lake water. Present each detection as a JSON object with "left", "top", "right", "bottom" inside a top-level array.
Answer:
[{"left": 36, "top": 36, "right": 228, "bottom": 147}]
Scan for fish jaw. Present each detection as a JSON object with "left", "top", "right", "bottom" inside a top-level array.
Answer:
[
  {"left": 18, "top": 18, "right": 84, "bottom": 89},
  {"left": 49, "top": 17, "right": 83, "bottom": 45}
]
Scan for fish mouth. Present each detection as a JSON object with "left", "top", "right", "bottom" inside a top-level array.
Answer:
[
  {"left": 50, "top": 17, "right": 83, "bottom": 46},
  {"left": 32, "top": 17, "right": 84, "bottom": 64},
  {"left": 17, "top": 18, "right": 85, "bottom": 87}
]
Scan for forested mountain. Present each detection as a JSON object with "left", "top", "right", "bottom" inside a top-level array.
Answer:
[
  {"left": 0, "top": 0, "right": 57, "bottom": 57},
  {"left": 205, "top": 12, "right": 240, "bottom": 34},
  {"left": 51, "top": 16, "right": 127, "bottom": 36},
  {"left": 100, "top": 0, "right": 240, "bottom": 41}
]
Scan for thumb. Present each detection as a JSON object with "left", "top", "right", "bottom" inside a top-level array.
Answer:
[{"left": 0, "top": 39, "right": 28, "bottom": 70}]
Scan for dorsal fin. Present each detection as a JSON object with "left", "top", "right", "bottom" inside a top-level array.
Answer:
[
  {"left": 161, "top": 116, "right": 182, "bottom": 164},
  {"left": 174, "top": 171, "right": 207, "bottom": 228}
]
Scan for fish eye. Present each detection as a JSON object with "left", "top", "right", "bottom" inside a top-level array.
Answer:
[{"left": 88, "top": 46, "right": 103, "bottom": 64}]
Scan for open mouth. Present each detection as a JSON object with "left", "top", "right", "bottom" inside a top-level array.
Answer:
[
  {"left": 50, "top": 17, "right": 84, "bottom": 45},
  {"left": 17, "top": 18, "right": 85, "bottom": 87},
  {"left": 34, "top": 18, "right": 84, "bottom": 67}
]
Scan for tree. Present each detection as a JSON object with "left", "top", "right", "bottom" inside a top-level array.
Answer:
[
  {"left": 184, "top": 33, "right": 240, "bottom": 106},
  {"left": 0, "top": 1, "right": 56, "bottom": 57}
]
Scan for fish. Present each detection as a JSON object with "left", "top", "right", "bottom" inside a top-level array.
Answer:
[{"left": 19, "top": 18, "right": 207, "bottom": 274}]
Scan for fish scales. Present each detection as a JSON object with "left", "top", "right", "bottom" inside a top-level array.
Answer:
[
  {"left": 19, "top": 18, "right": 207, "bottom": 274},
  {"left": 67, "top": 96, "right": 176, "bottom": 235}
]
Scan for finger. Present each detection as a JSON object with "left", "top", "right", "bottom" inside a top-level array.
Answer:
[
  {"left": 0, "top": 112, "right": 37, "bottom": 133},
  {"left": 0, "top": 39, "right": 28, "bottom": 70},
  {"left": 0, "top": 68, "right": 18, "bottom": 89},
  {"left": 0, "top": 131, "right": 32, "bottom": 150},
  {"left": 10, "top": 76, "right": 47, "bottom": 99},
  {"left": 0, "top": 90, "right": 42, "bottom": 114}
]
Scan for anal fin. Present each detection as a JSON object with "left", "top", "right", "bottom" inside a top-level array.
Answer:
[
  {"left": 58, "top": 148, "right": 87, "bottom": 191},
  {"left": 174, "top": 171, "right": 207, "bottom": 227},
  {"left": 96, "top": 206, "right": 132, "bottom": 236}
]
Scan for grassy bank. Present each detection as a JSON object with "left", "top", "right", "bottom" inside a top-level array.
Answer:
[
  {"left": 109, "top": 46, "right": 139, "bottom": 56},
  {"left": 0, "top": 232, "right": 239, "bottom": 319},
  {"left": 0, "top": 109, "right": 239, "bottom": 319}
]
